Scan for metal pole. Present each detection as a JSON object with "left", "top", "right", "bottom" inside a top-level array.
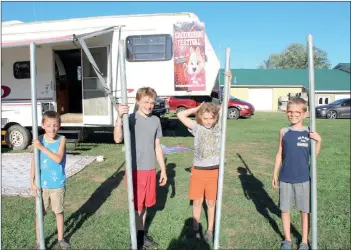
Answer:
[
  {"left": 307, "top": 34, "right": 318, "bottom": 250},
  {"left": 214, "top": 47, "right": 231, "bottom": 250},
  {"left": 30, "top": 42, "right": 45, "bottom": 250},
  {"left": 118, "top": 40, "right": 138, "bottom": 250}
]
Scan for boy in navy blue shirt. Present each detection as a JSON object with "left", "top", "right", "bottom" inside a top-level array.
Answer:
[{"left": 272, "top": 97, "right": 322, "bottom": 250}]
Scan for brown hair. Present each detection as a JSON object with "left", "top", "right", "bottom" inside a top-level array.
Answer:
[
  {"left": 195, "top": 102, "right": 220, "bottom": 126},
  {"left": 287, "top": 97, "right": 308, "bottom": 112},
  {"left": 42, "top": 110, "right": 61, "bottom": 124},
  {"left": 136, "top": 87, "right": 157, "bottom": 101}
]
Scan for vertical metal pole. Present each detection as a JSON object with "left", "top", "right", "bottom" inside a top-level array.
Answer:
[
  {"left": 307, "top": 34, "right": 318, "bottom": 250},
  {"left": 30, "top": 42, "right": 45, "bottom": 250},
  {"left": 214, "top": 48, "right": 230, "bottom": 250},
  {"left": 118, "top": 40, "right": 138, "bottom": 250}
]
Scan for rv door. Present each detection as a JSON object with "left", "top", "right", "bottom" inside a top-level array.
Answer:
[{"left": 75, "top": 27, "right": 121, "bottom": 126}]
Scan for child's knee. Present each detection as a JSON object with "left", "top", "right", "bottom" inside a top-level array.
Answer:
[
  {"left": 193, "top": 199, "right": 203, "bottom": 207},
  {"left": 206, "top": 199, "right": 216, "bottom": 208}
]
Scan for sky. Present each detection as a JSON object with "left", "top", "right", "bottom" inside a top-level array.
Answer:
[{"left": 1, "top": 1, "right": 350, "bottom": 69}]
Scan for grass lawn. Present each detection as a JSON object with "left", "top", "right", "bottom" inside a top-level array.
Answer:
[{"left": 1, "top": 112, "right": 350, "bottom": 249}]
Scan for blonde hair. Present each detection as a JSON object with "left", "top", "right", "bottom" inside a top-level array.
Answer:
[
  {"left": 136, "top": 87, "right": 157, "bottom": 101},
  {"left": 195, "top": 102, "right": 220, "bottom": 126},
  {"left": 287, "top": 97, "right": 308, "bottom": 112}
]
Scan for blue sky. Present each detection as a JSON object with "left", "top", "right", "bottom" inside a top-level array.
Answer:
[{"left": 2, "top": 1, "right": 350, "bottom": 69}]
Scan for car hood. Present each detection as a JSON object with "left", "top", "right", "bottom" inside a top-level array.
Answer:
[
  {"left": 316, "top": 105, "right": 329, "bottom": 109},
  {"left": 316, "top": 104, "right": 338, "bottom": 109}
]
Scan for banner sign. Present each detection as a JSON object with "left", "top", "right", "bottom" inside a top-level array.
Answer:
[{"left": 173, "top": 22, "right": 206, "bottom": 91}]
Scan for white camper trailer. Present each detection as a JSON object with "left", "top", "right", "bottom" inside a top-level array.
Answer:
[{"left": 1, "top": 12, "right": 220, "bottom": 150}]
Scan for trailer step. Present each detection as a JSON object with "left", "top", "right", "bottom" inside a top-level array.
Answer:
[
  {"left": 61, "top": 113, "right": 83, "bottom": 123},
  {"left": 58, "top": 129, "right": 88, "bottom": 143}
]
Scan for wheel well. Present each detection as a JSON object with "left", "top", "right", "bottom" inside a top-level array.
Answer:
[
  {"left": 3, "top": 122, "right": 20, "bottom": 130},
  {"left": 177, "top": 106, "right": 186, "bottom": 109},
  {"left": 228, "top": 106, "right": 239, "bottom": 110},
  {"left": 3, "top": 123, "right": 34, "bottom": 136}
]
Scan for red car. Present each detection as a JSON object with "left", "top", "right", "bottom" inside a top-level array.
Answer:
[{"left": 168, "top": 90, "right": 255, "bottom": 120}]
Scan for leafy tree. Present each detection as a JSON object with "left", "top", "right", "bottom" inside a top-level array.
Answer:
[{"left": 259, "top": 43, "right": 331, "bottom": 69}]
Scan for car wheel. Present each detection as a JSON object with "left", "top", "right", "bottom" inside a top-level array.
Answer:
[
  {"left": 326, "top": 110, "right": 337, "bottom": 120},
  {"left": 5, "top": 124, "right": 32, "bottom": 150},
  {"left": 176, "top": 107, "right": 187, "bottom": 113},
  {"left": 227, "top": 107, "right": 240, "bottom": 120}
]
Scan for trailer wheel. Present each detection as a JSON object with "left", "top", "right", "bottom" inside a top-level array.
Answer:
[{"left": 5, "top": 124, "right": 32, "bottom": 150}]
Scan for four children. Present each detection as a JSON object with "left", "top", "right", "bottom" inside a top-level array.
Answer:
[{"left": 29, "top": 71, "right": 321, "bottom": 249}]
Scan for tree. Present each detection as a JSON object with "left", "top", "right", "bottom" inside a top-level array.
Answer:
[{"left": 259, "top": 43, "right": 331, "bottom": 69}]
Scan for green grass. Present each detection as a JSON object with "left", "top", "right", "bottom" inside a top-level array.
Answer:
[{"left": 1, "top": 112, "right": 350, "bottom": 249}]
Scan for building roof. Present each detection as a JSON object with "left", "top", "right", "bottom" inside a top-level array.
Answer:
[
  {"left": 333, "top": 63, "right": 350, "bottom": 73},
  {"left": 218, "top": 69, "right": 350, "bottom": 91}
]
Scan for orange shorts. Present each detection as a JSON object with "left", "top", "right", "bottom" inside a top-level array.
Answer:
[
  {"left": 188, "top": 167, "right": 219, "bottom": 201},
  {"left": 131, "top": 169, "right": 156, "bottom": 212}
]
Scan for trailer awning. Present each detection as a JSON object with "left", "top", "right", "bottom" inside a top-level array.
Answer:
[{"left": 1, "top": 26, "right": 119, "bottom": 48}]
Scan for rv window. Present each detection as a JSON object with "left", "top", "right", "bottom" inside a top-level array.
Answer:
[
  {"left": 126, "top": 35, "right": 172, "bottom": 62},
  {"left": 13, "top": 61, "right": 30, "bottom": 79}
]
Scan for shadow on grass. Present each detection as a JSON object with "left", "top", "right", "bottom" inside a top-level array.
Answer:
[
  {"left": 80, "top": 131, "right": 116, "bottom": 144},
  {"left": 167, "top": 218, "right": 211, "bottom": 250},
  {"left": 45, "top": 162, "right": 125, "bottom": 249},
  {"left": 167, "top": 218, "right": 210, "bottom": 250},
  {"left": 145, "top": 158, "right": 176, "bottom": 233},
  {"left": 236, "top": 153, "right": 302, "bottom": 243}
]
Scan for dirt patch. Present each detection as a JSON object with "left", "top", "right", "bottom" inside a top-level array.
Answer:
[
  {"left": 90, "top": 176, "right": 107, "bottom": 182},
  {"left": 226, "top": 229, "right": 236, "bottom": 237},
  {"left": 228, "top": 142, "right": 271, "bottom": 152},
  {"left": 65, "top": 198, "right": 89, "bottom": 212}
]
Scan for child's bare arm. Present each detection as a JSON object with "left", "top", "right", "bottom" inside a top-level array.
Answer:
[
  {"left": 30, "top": 158, "right": 35, "bottom": 185},
  {"left": 316, "top": 140, "right": 322, "bottom": 156},
  {"left": 309, "top": 131, "right": 322, "bottom": 156},
  {"left": 32, "top": 136, "right": 66, "bottom": 164},
  {"left": 272, "top": 129, "right": 284, "bottom": 189},
  {"left": 155, "top": 139, "right": 166, "bottom": 172},
  {"left": 114, "top": 104, "right": 129, "bottom": 143},
  {"left": 30, "top": 158, "right": 39, "bottom": 195},
  {"left": 114, "top": 119, "right": 124, "bottom": 143},
  {"left": 218, "top": 70, "right": 233, "bottom": 125},
  {"left": 176, "top": 106, "right": 200, "bottom": 130},
  {"left": 219, "top": 70, "right": 233, "bottom": 113},
  {"left": 155, "top": 138, "right": 167, "bottom": 186}
]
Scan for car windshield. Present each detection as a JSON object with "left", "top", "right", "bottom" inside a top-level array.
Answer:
[
  {"left": 216, "top": 91, "right": 239, "bottom": 101},
  {"left": 329, "top": 99, "right": 347, "bottom": 105}
]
